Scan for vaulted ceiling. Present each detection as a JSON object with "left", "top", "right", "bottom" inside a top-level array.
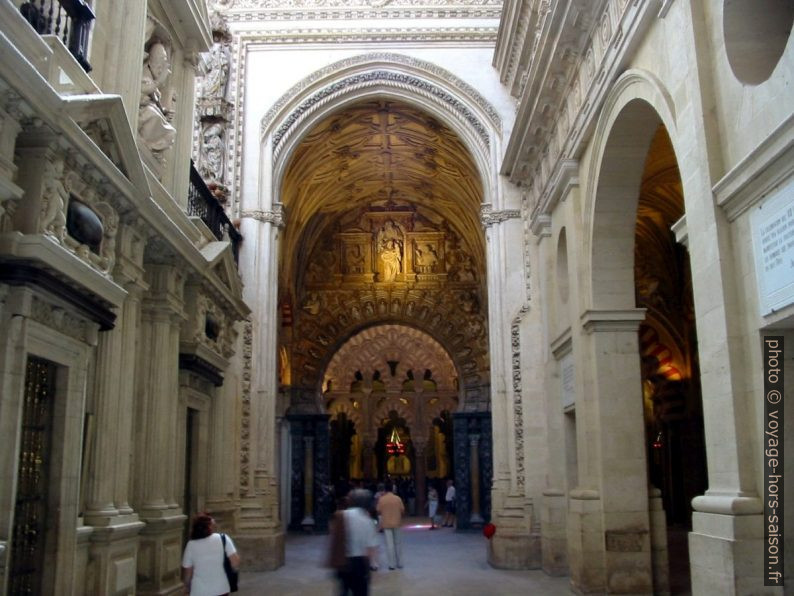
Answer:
[{"left": 280, "top": 99, "right": 484, "bottom": 291}]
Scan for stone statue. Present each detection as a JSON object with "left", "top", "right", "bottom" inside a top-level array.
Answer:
[
  {"left": 376, "top": 220, "right": 403, "bottom": 282},
  {"left": 139, "top": 39, "right": 176, "bottom": 157},
  {"left": 200, "top": 122, "right": 225, "bottom": 183},
  {"left": 344, "top": 244, "right": 365, "bottom": 273},
  {"left": 40, "top": 158, "right": 67, "bottom": 241},
  {"left": 379, "top": 239, "right": 401, "bottom": 282},
  {"left": 199, "top": 40, "right": 231, "bottom": 102}
]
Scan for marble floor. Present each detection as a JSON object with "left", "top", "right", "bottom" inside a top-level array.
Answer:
[{"left": 237, "top": 518, "right": 571, "bottom": 595}]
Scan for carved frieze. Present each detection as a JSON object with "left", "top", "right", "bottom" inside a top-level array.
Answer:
[{"left": 240, "top": 318, "right": 253, "bottom": 492}]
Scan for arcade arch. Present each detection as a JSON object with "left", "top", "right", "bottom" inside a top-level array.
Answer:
[{"left": 575, "top": 93, "right": 706, "bottom": 593}]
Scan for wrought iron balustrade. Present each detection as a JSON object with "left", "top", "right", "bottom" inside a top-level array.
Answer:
[
  {"left": 188, "top": 162, "right": 242, "bottom": 264},
  {"left": 18, "top": 0, "right": 95, "bottom": 72}
]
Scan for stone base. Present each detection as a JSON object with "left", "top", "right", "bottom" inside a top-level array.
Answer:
[
  {"left": 136, "top": 512, "right": 188, "bottom": 596},
  {"left": 88, "top": 517, "right": 146, "bottom": 595},
  {"left": 689, "top": 511, "right": 770, "bottom": 595},
  {"left": 236, "top": 530, "right": 285, "bottom": 571},
  {"left": 541, "top": 490, "right": 568, "bottom": 576},
  {"left": 487, "top": 530, "right": 541, "bottom": 569}
]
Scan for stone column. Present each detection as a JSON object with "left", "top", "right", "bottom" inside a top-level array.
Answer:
[
  {"left": 414, "top": 442, "right": 427, "bottom": 519},
  {"left": 301, "top": 437, "right": 315, "bottom": 527},
  {"left": 571, "top": 309, "right": 652, "bottom": 594},
  {"left": 79, "top": 225, "right": 147, "bottom": 595},
  {"left": 236, "top": 208, "right": 285, "bottom": 570},
  {"left": 134, "top": 263, "right": 187, "bottom": 594},
  {"left": 469, "top": 435, "right": 484, "bottom": 524}
]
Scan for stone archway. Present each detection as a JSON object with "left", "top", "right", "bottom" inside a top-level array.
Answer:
[{"left": 276, "top": 97, "right": 493, "bottom": 533}]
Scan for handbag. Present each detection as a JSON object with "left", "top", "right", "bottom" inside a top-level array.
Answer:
[{"left": 220, "top": 533, "right": 239, "bottom": 593}]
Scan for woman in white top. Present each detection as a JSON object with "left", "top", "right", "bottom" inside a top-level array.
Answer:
[{"left": 182, "top": 513, "right": 240, "bottom": 596}]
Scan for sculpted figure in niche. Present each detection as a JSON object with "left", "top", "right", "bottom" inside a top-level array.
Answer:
[
  {"left": 200, "top": 122, "right": 225, "bottom": 183},
  {"left": 415, "top": 243, "right": 439, "bottom": 273},
  {"left": 40, "top": 158, "right": 67, "bottom": 241},
  {"left": 345, "top": 244, "right": 365, "bottom": 273},
  {"left": 139, "top": 37, "right": 176, "bottom": 156},
  {"left": 379, "top": 239, "right": 401, "bottom": 282},
  {"left": 198, "top": 37, "right": 231, "bottom": 102},
  {"left": 376, "top": 220, "right": 403, "bottom": 282}
]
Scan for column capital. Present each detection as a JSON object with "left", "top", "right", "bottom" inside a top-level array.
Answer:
[{"left": 580, "top": 308, "right": 646, "bottom": 334}]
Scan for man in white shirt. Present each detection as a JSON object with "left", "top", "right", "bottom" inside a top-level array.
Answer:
[{"left": 342, "top": 489, "right": 379, "bottom": 595}]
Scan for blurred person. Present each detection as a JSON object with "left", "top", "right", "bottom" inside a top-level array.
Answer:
[{"left": 376, "top": 481, "right": 405, "bottom": 570}]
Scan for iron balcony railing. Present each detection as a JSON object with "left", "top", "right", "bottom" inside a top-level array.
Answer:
[
  {"left": 18, "top": 0, "right": 95, "bottom": 72},
  {"left": 188, "top": 162, "right": 242, "bottom": 264}
]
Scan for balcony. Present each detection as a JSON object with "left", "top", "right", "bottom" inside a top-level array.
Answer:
[
  {"left": 188, "top": 162, "right": 242, "bottom": 264},
  {"left": 17, "top": 0, "right": 94, "bottom": 72}
]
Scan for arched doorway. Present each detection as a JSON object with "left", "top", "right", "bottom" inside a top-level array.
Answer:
[
  {"left": 323, "top": 324, "right": 460, "bottom": 515},
  {"left": 275, "top": 98, "right": 492, "bottom": 533},
  {"left": 583, "top": 96, "right": 707, "bottom": 593}
]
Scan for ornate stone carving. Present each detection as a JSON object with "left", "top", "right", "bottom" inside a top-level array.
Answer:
[
  {"left": 139, "top": 18, "right": 176, "bottom": 164},
  {"left": 241, "top": 207, "right": 285, "bottom": 227},
  {"left": 510, "top": 309, "right": 528, "bottom": 489},
  {"left": 240, "top": 318, "right": 253, "bottom": 491},
  {"left": 271, "top": 71, "right": 491, "bottom": 156},
  {"left": 199, "top": 121, "right": 226, "bottom": 185},
  {"left": 29, "top": 295, "right": 95, "bottom": 345},
  {"left": 480, "top": 204, "right": 521, "bottom": 227}
]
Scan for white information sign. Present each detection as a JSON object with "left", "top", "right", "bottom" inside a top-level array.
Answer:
[
  {"left": 752, "top": 177, "right": 794, "bottom": 316},
  {"left": 560, "top": 351, "right": 575, "bottom": 410}
]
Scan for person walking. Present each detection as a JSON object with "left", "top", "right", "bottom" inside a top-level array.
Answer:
[
  {"left": 376, "top": 481, "right": 405, "bottom": 570},
  {"left": 442, "top": 478, "right": 456, "bottom": 528},
  {"left": 181, "top": 513, "right": 239, "bottom": 596},
  {"left": 341, "top": 489, "right": 379, "bottom": 595},
  {"left": 427, "top": 485, "right": 439, "bottom": 529}
]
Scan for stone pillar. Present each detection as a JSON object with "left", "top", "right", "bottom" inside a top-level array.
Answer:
[
  {"left": 648, "top": 487, "right": 670, "bottom": 595},
  {"left": 414, "top": 442, "right": 427, "bottom": 519},
  {"left": 83, "top": 224, "right": 148, "bottom": 595},
  {"left": 541, "top": 488, "right": 568, "bottom": 575},
  {"left": 469, "top": 435, "right": 484, "bottom": 525},
  {"left": 301, "top": 437, "right": 315, "bottom": 527},
  {"left": 571, "top": 309, "right": 652, "bottom": 594},
  {"left": 453, "top": 412, "right": 492, "bottom": 531},
  {"left": 134, "top": 264, "right": 188, "bottom": 595},
  {"left": 286, "top": 414, "right": 331, "bottom": 533},
  {"left": 236, "top": 208, "right": 285, "bottom": 570}
]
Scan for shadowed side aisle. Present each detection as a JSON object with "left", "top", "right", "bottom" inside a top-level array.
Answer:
[{"left": 237, "top": 518, "right": 570, "bottom": 595}]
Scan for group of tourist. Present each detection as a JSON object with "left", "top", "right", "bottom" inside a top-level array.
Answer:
[{"left": 328, "top": 477, "right": 457, "bottom": 595}]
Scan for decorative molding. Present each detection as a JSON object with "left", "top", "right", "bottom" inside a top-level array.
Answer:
[
  {"left": 240, "top": 318, "right": 253, "bottom": 493},
  {"left": 529, "top": 213, "right": 551, "bottom": 238},
  {"left": 480, "top": 204, "right": 520, "bottom": 227},
  {"left": 237, "top": 26, "right": 497, "bottom": 46},
  {"left": 241, "top": 207, "right": 285, "bottom": 227},
  {"left": 550, "top": 326, "right": 572, "bottom": 359},
  {"left": 260, "top": 53, "right": 501, "bottom": 138},
  {"left": 270, "top": 70, "right": 493, "bottom": 159},
  {"left": 510, "top": 307, "right": 528, "bottom": 489},
  {"left": 671, "top": 214, "right": 688, "bottom": 249}
]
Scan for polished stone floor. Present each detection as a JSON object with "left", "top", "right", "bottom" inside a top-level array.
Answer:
[{"left": 237, "top": 518, "right": 571, "bottom": 595}]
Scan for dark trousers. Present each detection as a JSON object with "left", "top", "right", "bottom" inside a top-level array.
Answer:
[{"left": 337, "top": 556, "right": 370, "bottom": 596}]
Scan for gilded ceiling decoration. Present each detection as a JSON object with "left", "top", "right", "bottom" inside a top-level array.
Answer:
[
  {"left": 279, "top": 100, "right": 488, "bottom": 404},
  {"left": 635, "top": 125, "right": 696, "bottom": 414}
]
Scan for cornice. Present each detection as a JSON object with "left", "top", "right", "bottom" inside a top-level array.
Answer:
[
  {"left": 215, "top": 0, "right": 502, "bottom": 21},
  {"left": 580, "top": 308, "right": 646, "bottom": 334},
  {"left": 235, "top": 26, "right": 498, "bottom": 46}
]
